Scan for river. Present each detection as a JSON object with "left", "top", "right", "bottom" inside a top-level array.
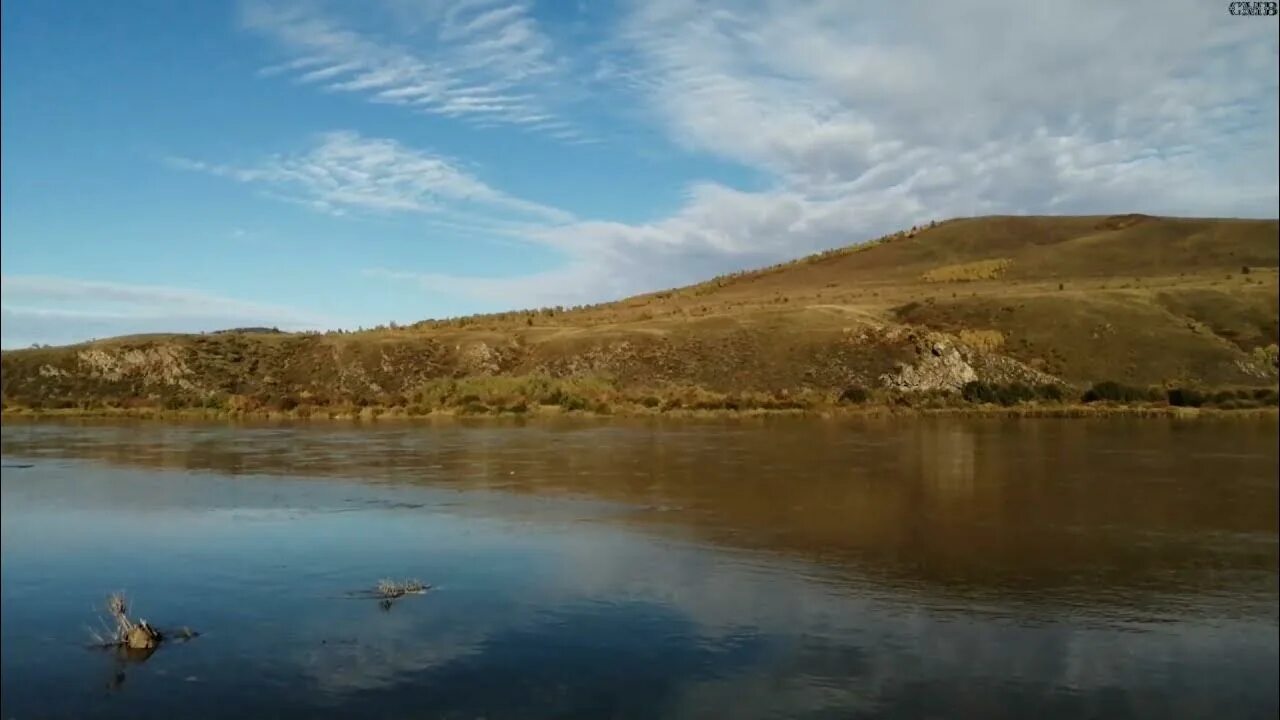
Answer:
[{"left": 2, "top": 417, "right": 1276, "bottom": 719}]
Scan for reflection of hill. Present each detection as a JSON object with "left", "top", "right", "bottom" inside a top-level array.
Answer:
[{"left": 3, "top": 418, "right": 1277, "bottom": 609}]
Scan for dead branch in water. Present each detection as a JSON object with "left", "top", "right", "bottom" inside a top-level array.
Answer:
[
  {"left": 86, "top": 592, "right": 196, "bottom": 651},
  {"left": 374, "top": 579, "right": 430, "bottom": 599}
]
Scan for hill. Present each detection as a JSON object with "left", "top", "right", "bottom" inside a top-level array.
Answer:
[{"left": 3, "top": 214, "right": 1278, "bottom": 416}]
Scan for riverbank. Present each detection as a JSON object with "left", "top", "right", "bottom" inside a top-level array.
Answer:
[{"left": 4, "top": 402, "right": 1276, "bottom": 422}]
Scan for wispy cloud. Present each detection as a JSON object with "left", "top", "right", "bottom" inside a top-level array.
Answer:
[
  {"left": 367, "top": 0, "right": 1278, "bottom": 311},
  {"left": 242, "top": 0, "right": 592, "bottom": 141},
  {"left": 170, "top": 130, "right": 573, "bottom": 223},
  {"left": 1, "top": 275, "right": 338, "bottom": 348},
  {"left": 624, "top": 0, "right": 1278, "bottom": 195}
]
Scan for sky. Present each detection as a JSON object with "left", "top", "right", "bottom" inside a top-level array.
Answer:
[{"left": 1, "top": 0, "right": 1277, "bottom": 348}]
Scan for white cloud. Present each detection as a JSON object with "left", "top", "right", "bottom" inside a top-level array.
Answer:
[
  {"left": 624, "top": 0, "right": 1276, "bottom": 183},
  {"left": 242, "top": 0, "right": 590, "bottom": 140},
  {"left": 202, "top": 1, "right": 1279, "bottom": 316},
  {"left": 374, "top": 0, "right": 1277, "bottom": 308},
  {"left": 0, "top": 275, "right": 338, "bottom": 348},
  {"left": 171, "top": 130, "right": 573, "bottom": 224}
]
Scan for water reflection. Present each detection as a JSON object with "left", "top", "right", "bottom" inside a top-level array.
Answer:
[
  {"left": 1, "top": 418, "right": 1277, "bottom": 719},
  {"left": 98, "top": 645, "right": 157, "bottom": 694},
  {"left": 3, "top": 418, "right": 1277, "bottom": 610}
]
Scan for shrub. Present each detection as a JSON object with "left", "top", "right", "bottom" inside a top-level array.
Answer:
[
  {"left": 961, "top": 381, "right": 997, "bottom": 404},
  {"left": 995, "top": 383, "right": 1035, "bottom": 406},
  {"left": 962, "top": 381, "right": 1044, "bottom": 404},
  {"left": 962, "top": 382, "right": 1049, "bottom": 406},
  {"left": 559, "top": 394, "right": 589, "bottom": 412},
  {"left": 1166, "top": 387, "right": 1206, "bottom": 407},
  {"left": 838, "top": 385, "right": 870, "bottom": 404},
  {"left": 1035, "top": 383, "right": 1065, "bottom": 402},
  {"left": 1082, "top": 381, "right": 1152, "bottom": 403}
]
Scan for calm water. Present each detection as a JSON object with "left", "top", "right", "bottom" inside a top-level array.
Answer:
[{"left": 1, "top": 418, "right": 1277, "bottom": 719}]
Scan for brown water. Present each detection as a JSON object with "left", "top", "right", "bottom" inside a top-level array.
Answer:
[{"left": 1, "top": 417, "right": 1277, "bottom": 719}]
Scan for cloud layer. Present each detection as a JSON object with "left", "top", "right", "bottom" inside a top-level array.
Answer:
[
  {"left": 7, "top": 1, "right": 1277, "bottom": 345},
  {"left": 348, "top": 0, "right": 1280, "bottom": 309}
]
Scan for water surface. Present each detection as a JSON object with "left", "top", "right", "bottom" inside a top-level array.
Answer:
[{"left": 2, "top": 418, "right": 1277, "bottom": 719}]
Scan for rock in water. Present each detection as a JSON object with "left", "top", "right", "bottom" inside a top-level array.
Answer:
[{"left": 126, "top": 623, "right": 161, "bottom": 650}]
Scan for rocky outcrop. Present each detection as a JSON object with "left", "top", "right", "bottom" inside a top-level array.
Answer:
[
  {"left": 1237, "top": 344, "right": 1280, "bottom": 379},
  {"left": 456, "top": 341, "right": 504, "bottom": 375},
  {"left": 125, "top": 622, "right": 162, "bottom": 650},
  {"left": 76, "top": 346, "right": 196, "bottom": 389},
  {"left": 878, "top": 331, "right": 1061, "bottom": 392},
  {"left": 879, "top": 337, "right": 978, "bottom": 392}
]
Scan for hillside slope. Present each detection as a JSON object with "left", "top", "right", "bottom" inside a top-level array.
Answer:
[{"left": 4, "top": 215, "right": 1278, "bottom": 415}]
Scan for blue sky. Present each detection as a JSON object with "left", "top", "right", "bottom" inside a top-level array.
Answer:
[{"left": 2, "top": 0, "right": 1277, "bottom": 348}]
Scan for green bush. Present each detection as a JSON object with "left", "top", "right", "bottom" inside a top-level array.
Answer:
[
  {"left": 1211, "top": 390, "right": 1237, "bottom": 404},
  {"left": 838, "top": 385, "right": 870, "bottom": 404},
  {"left": 1082, "top": 381, "right": 1153, "bottom": 403},
  {"left": 995, "top": 383, "right": 1035, "bottom": 406},
  {"left": 961, "top": 381, "right": 997, "bottom": 404},
  {"left": 962, "top": 381, "right": 1041, "bottom": 406},
  {"left": 1166, "top": 387, "right": 1206, "bottom": 407},
  {"left": 1035, "top": 383, "right": 1065, "bottom": 402},
  {"left": 559, "top": 394, "right": 589, "bottom": 411}
]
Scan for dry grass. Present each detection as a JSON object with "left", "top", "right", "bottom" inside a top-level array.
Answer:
[
  {"left": 958, "top": 329, "right": 1006, "bottom": 352},
  {"left": 921, "top": 258, "right": 1013, "bottom": 283},
  {"left": 4, "top": 216, "right": 1276, "bottom": 412}
]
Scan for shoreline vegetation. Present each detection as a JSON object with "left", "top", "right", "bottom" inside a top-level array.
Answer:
[{"left": 4, "top": 378, "right": 1276, "bottom": 421}]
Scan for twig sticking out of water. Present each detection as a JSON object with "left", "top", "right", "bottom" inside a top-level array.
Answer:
[
  {"left": 375, "top": 579, "right": 429, "bottom": 599},
  {"left": 87, "top": 593, "right": 193, "bottom": 651}
]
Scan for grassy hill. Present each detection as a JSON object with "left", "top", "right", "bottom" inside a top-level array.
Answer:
[{"left": 4, "top": 214, "right": 1278, "bottom": 416}]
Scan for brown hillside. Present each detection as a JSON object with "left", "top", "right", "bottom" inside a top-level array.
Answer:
[{"left": 3, "top": 215, "right": 1277, "bottom": 415}]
